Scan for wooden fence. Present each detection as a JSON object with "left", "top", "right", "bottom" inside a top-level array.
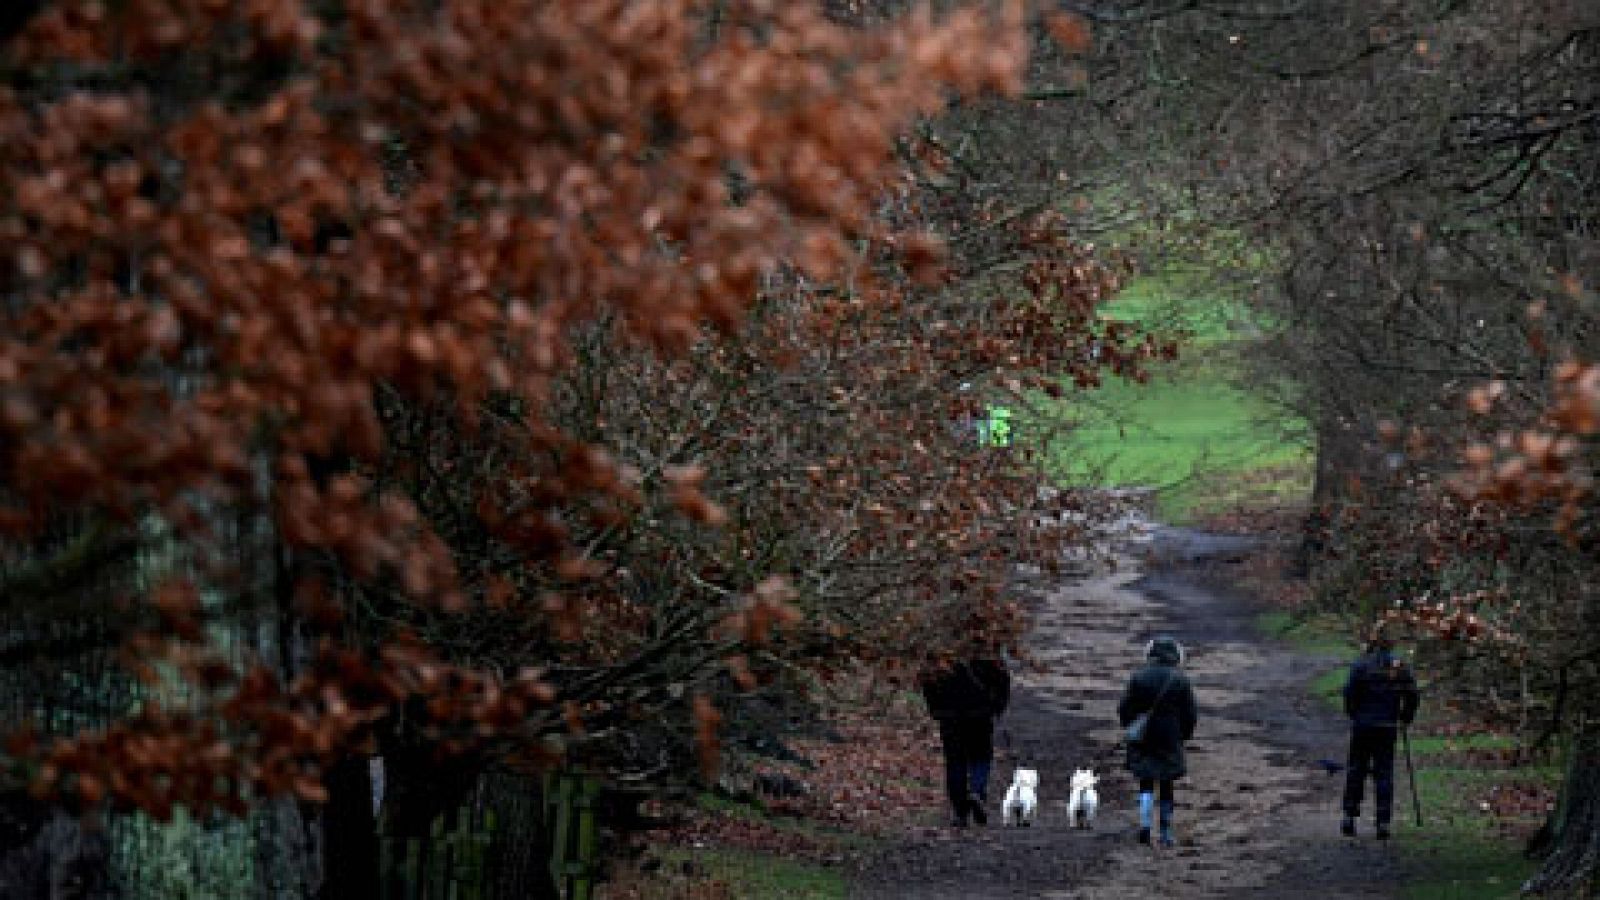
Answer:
[{"left": 375, "top": 770, "right": 602, "bottom": 900}]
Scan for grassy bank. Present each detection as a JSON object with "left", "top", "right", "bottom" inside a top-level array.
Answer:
[
  {"left": 1257, "top": 610, "right": 1359, "bottom": 710},
  {"left": 1256, "top": 610, "right": 1357, "bottom": 658},
  {"left": 602, "top": 784, "right": 868, "bottom": 900},
  {"left": 599, "top": 686, "right": 940, "bottom": 900},
  {"left": 646, "top": 846, "right": 846, "bottom": 900},
  {"left": 1397, "top": 732, "right": 1556, "bottom": 900}
]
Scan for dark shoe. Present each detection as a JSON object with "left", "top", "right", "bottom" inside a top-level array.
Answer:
[
  {"left": 1340, "top": 817, "right": 1356, "bottom": 838},
  {"left": 950, "top": 817, "right": 969, "bottom": 828},
  {"left": 1137, "top": 827, "right": 1151, "bottom": 845},
  {"left": 1375, "top": 825, "right": 1391, "bottom": 841},
  {"left": 968, "top": 793, "right": 988, "bottom": 826}
]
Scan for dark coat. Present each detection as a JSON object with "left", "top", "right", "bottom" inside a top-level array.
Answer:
[
  {"left": 1118, "top": 660, "right": 1198, "bottom": 781},
  {"left": 1343, "top": 649, "right": 1420, "bottom": 729},
  {"left": 920, "top": 659, "right": 1011, "bottom": 721}
]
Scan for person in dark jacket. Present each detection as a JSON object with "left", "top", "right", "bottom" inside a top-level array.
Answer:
[
  {"left": 1340, "top": 627, "right": 1420, "bottom": 840},
  {"left": 920, "top": 654, "right": 1011, "bottom": 827},
  {"left": 1117, "top": 636, "right": 1198, "bottom": 847}
]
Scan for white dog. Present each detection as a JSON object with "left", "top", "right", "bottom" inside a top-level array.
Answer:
[
  {"left": 1002, "top": 768, "right": 1039, "bottom": 827},
  {"left": 1067, "top": 768, "right": 1099, "bottom": 829}
]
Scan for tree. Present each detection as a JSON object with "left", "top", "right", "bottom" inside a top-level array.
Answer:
[{"left": 1, "top": 1, "right": 1151, "bottom": 894}]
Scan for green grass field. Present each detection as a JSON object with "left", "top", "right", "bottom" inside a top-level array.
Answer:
[
  {"left": 1097, "top": 271, "right": 1258, "bottom": 346},
  {"left": 1037, "top": 273, "right": 1310, "bottom": 520}
]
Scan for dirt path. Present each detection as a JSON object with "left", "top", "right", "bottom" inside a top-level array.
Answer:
[{"left": 849, "top": 528, "right": 1409, "bottom": 899}]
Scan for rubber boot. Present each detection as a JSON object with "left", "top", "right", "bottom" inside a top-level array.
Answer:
[
  {"left": 1137, "top": 791, "right": 1153, "bottom": 844},
  {"left": 1159, "top": 801, "right": 1176, "bottom": 847}
]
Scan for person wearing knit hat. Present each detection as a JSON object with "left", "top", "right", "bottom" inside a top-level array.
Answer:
[{"left": 1117, "top": 636, "right": 1198, "bottom": 847}]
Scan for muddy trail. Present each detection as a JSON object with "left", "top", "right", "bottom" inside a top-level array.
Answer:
[{"left": 848, "top": 528, "right": 1408, "bottom": 899}]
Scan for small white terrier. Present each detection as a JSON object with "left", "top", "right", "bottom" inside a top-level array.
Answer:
[
  {"left": 1002, "top": 768, "right": 1039, "bottom": 827},
  {"left": 1067, "top": 768, "right": 1099, "bottom": 829}
]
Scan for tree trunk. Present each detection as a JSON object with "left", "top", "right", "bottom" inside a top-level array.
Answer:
[
  {"left": 1293, "top": 419, "right": 1339, "bottom": 578},
  {"left": 318, "top": 756, "right": 378, "bottom": 900},
  {"left": 253, "top": 797, "right": 322, "bottom": 900},
  {"left": 252, "top": 543, "right": 322, "bottom": 899},
  {"left": 1526, "top": 721, "right": 1600, "bottom": 895}
]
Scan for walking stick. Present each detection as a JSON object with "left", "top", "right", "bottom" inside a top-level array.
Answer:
[{"left": 1401, "top": 725, "right": 1423, "bottom": 827}]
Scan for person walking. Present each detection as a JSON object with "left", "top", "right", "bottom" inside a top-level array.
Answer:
[
  {"left": 1118, "top": 636, "right": 1198, "bottom": 847},
  {"left": 920, "top": 650, "right": 1011, "bottom": 828},
  {"left": 1340, "top": 626, "right": 1420, "bottom": 840}
]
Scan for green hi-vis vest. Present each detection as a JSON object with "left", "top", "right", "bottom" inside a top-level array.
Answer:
[{"left": 980, "top": 405, "right": 1012, "bottom": 447}]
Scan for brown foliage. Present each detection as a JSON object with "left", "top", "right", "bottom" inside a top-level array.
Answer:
[{"left": 0, "top": 0, "right": 1104, "bottom": 819}]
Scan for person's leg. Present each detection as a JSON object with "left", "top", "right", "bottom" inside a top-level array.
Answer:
[
  {"left": 1372, "top": 729, "right": 1398, "bottom": 838},
  {"left": 961, "top": 718, "right": 995, "bottom": 824},
  {"left": 969, "top": 718, "right": 995, "bottom": 798},
  {"left": 1137, "top": 777, "right": 1155, "bottom": 844},
  {"left": 1342, "top": 728, "right": 1372, "bottom": 835},
  {"left": 937, "top": 719, "right": 971, "bottom": 826},
  {"left": 1158, "top": 779, "right": 1176, "bottom": 846}
]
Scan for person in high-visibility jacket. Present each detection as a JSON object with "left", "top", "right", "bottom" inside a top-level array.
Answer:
[{"left": 980, "top": 405, "right": 1012, "bottom": 447}]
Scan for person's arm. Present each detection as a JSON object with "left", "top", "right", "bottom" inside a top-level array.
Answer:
[
  {"left": 1117, "top": 675, "right": 1139, "bottom": 726},
  {"left": 1178, "top": 677, "right": 1198, "bottom": 741},
  {"left": 1342, "top": 660, "right": 1363, "bottom": 720},
  {"left": 919, "top": 670, "right": 944, "bottom": 718},
  {"left": 988, "top": 661, "right": 1012, "bottom": 718}
]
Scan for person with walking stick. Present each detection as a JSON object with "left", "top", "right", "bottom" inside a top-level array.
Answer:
[{"left": 1340, "top": 624, "right": 1420, "bottom": 840}]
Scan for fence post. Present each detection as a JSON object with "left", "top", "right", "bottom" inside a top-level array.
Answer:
[
  {"left": 457, "top": 810, "right": 491, "bottom": 900},
  {"left": 572, "top": 777, "right": 601, "bottom": 900},
  {"left": 378, "top": 806, "right": 505, "bottom": 900},
  {"left": 430, "top": 816, "right": 451, "bottom": 900},
  {"left": 542, "top": 770, "right": 602, "bottom": 900},
  {"left": 378, "top": 826, "right": 392, "bottom": 900},
  {"left": 402, "top": 838, "right": 421, "bottom": 900},
  {"left": 548, "top": 773, "right": 575, "bottom": 893}
]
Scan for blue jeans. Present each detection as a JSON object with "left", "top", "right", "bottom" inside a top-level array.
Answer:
[{"left": 937, "top": 718, "right": 994, "bottom": 818}]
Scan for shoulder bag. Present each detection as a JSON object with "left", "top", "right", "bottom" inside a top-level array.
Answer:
[{"left": 1125, "top": 671, "right": 1176, "bottom": 745}]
